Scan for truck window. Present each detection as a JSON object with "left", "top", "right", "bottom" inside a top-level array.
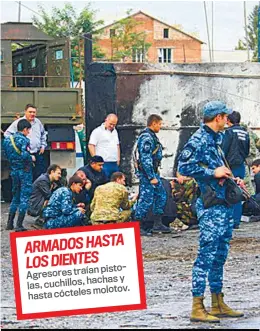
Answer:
[
  {"left": 55, "top": 50, "right": 63, "bottom": 60},
  {"left": 31, "top": 58, "right": 36, "bottom": 68}
]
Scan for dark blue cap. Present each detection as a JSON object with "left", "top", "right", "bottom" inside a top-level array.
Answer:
[
  {"left": 90, "top": 155, "right": 104, "bottom": 163},
  {"left": 203, "top": 101, "right": 232, "bottom": 119}
]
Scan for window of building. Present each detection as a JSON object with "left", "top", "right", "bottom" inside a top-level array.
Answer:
[
  {"left": 132, "top": 49, "right": 144, "bottom": 63},
  {"left": 17, "top": 62, "right": 22, "bottom": 72},
  {"left": 31, "top": 58, "right": 36, "bottom": 68},
  {"left": 110, "top": 29, "right": 116, "bottom": 38},
  {"left": 163, "top": 28, "right": 169, "bottom": 38},
  {"left": 158, "top": 48, "right": 172, "bottom": 63},
  {"left": 55, "top": 49, "right": 63, "bottom": 60},
  {"left": 0, "top": 50, "right": 3, "bottom": 62}
]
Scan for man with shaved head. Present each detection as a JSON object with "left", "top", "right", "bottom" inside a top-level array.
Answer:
[{"left": 88, "top": 114, "right": 120, "bottom": 180}]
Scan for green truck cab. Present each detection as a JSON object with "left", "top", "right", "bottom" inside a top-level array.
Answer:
[{"left": 1, "top": 22, "right": 83, "bottom": 201}]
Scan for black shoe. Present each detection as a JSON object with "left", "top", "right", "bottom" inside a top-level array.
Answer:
[
  {"left": 6, "top": 212, "right": 16, "bottom": 230},
  {"left": 140, "top": 228, "right": 152, "bottom": 237},
  {"left": 249, "top": 215, "right": 260, "bottom": 222},
  {"left": 152, "top": 225, "right": 172, "bottom": 234},
  {"left": 31, "top": 222, "right": 44, "bottom": 230},
  {"left": 233, "top": 224, "right": 240, "bottom": 229},
  {"left": 31, "top": 217, "right": 45, "bottom": 229},
  {"left": 15, "top": 214, "right": 27, "bottom": 232},
  {"left": 189, "top": 224, "right": 199, "bottom": 230}
]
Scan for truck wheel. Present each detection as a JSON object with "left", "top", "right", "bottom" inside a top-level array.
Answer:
[{"left": 1, "top": 177, "right": 13, "bottom": 203}]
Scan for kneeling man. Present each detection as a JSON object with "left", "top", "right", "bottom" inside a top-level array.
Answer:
[
  {"left": 90, "top": 172, "right": 137, "bottom": 225},
  {"left": 43, "top": 175, "right": 86, "bottom": 229}
]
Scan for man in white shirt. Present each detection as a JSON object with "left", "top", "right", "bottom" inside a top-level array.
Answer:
[
  {"left": 4, "top": 104, "right": 47, "bottom": 181},
  {"left": 88, "top": 114, "right": 120, "bottom": 180}
]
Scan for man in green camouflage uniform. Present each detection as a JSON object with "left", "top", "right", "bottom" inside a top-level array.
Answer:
[
  {"left": 90, "top": 172, "right": 138, "bottom": 224},
  {"left": 171, "top": 173, "right": 198, "bottom": 229}
]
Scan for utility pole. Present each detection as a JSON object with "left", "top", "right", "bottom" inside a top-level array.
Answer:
[
  {"left": 204, "top": 1, "right": 212, "bottom": 62},
  {"left": 84, "top": 33, "right": 92, "bottom": 143},
  {"left": 211, "top": 1, "right": 214, "bottom": 62},
  {"left": 79, "top": 38, "right": 82, "bottom": 89},
  {"left": 258, "top": 1, "right": 260, "bottom": 62},
  {"left": 18, "top": 1, "right": 21, "bottom": 22},
  {"left": 244, "top": 1, "right": 250, "bottom": 61}
]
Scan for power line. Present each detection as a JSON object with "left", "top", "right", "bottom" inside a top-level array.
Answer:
[
  {"left": 244, "top": 1, "right": 250, "bottom": 61},
  {"left": 211, "top": 2, "right": 214, "bottom": 62},
  {"left": 15, "top": 1, "right": 44, "bottom": 19},
  {"left": 18, "top": 1, "right": 21, "bottom": 22}
]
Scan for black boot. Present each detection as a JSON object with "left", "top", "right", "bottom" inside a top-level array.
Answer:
[
  {"left": 15, "top": 214, "right": 27, "bottom": 232},
  {"left": 31, "top": 216, "right": 45, "bottom": 229},
  {"left": 135, "top": 219, "right": 153, "bottom": 237},
  {"left": 6, "top": 212, "right": 16, "bottom": 230},
  {"left": 152, "top": 215, "right": 172, "bottom": 233}
]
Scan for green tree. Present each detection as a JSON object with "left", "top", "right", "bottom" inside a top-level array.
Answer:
[
  {"left": 32, "top": 3, "right": 105, "bottom": 80},
  {"left": 235, "top": 5, "right": 258, "bottom": 60},
  {"left": 110, "top": 10, "right": 151, "bottom": 62},
  {"left": 235, "top": 39, "right": 246, "bottom": 50}
]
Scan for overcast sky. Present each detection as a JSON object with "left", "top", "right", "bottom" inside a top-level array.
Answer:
[{"left": 0, "top": 1, "right": 258, "bottom": 50}]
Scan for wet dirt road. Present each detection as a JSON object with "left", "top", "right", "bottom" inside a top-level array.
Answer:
[{"left": 1, "top": 202, "right": 260, "bottom": 329}]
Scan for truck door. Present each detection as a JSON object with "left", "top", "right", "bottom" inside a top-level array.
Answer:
[{"left": 46, "top": 38, "right": 70, "bottom": 88}]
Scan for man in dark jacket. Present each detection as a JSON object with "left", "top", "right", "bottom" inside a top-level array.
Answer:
[
  {"left": 28, "top": 164, "right": 61, "bottom": 228},
  {"left": 78, "top": 155, "right": 108, "bottom": 201},
  {"left": 222, "top": 111, "right": 250, "bottom": 228}
]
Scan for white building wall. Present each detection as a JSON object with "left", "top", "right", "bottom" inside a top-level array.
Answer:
[{"left": 130, "top": 62, "right": 260, "bottom": 178}]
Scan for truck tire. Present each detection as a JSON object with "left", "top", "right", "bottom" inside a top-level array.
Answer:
[{"left": 1, "top": 177, "right": 13, "bottom": 203}]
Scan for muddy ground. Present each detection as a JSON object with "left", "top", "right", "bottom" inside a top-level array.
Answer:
[{"left": 1, "top": 201, "right": 260, "bottom": 329}]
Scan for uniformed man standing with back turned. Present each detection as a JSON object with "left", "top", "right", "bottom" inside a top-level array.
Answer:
[
  {"left": 4, "top": 119, "right": 35, "bottom": 231},
  {"left": 178, "top": 101, "right": 244, "bottom": 323}
]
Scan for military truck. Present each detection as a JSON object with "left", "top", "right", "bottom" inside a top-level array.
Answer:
[{"left": 1, "top": 22, "right": 83, "bottom": 201}]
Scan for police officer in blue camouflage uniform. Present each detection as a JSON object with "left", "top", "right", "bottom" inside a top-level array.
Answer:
[
  {"left": 134, "top": 114, "right": 171, "bottom": 236},
  {"left": 4, "top": 119, "right": 35, "bottom": 232},
  {"left": 43, "top": 174, "right": 86, "bottom": 229},
  {"left": 178, "top": 101, "right": 244, "bottom": 323}
]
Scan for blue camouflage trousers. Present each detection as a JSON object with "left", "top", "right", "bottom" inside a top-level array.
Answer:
[
  {"left": 44, "top": 213, "right": 84, "bottom": 229},
  {"left": 135, "top": 173, "right": 166, "bottom": 221},
  {"left": 10, "top": 170, "right": 32, "bottom": 215},
  {"left": 192, "top": 204, "right": 234, "bottom": 297}
]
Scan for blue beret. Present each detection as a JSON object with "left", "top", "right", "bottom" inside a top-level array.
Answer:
[{"left": 203, "top": 101, "right": 232, "bottom": 119}]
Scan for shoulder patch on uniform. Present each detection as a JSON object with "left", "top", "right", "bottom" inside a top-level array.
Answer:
[
  {"left": 143, "top": 141, "right": 152, "bottom": 152},
  {"left": 180, "top": 145, "right": 195, "bottom": 161}
]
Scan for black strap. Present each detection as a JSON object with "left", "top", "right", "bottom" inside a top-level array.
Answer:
[
  {"left": 217, "top": 145, "right": 251, "bottom": 199},
  {"left": 133, "top": 130, "right": 161, "bottom": 167}
]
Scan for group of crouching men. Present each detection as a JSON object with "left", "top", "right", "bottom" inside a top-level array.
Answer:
[
  {"left": 4, "top": 141, "right": 200, "bottom": 233},
  {"left": 3, "top": 112, "right": 203, "bottom": 233}
]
